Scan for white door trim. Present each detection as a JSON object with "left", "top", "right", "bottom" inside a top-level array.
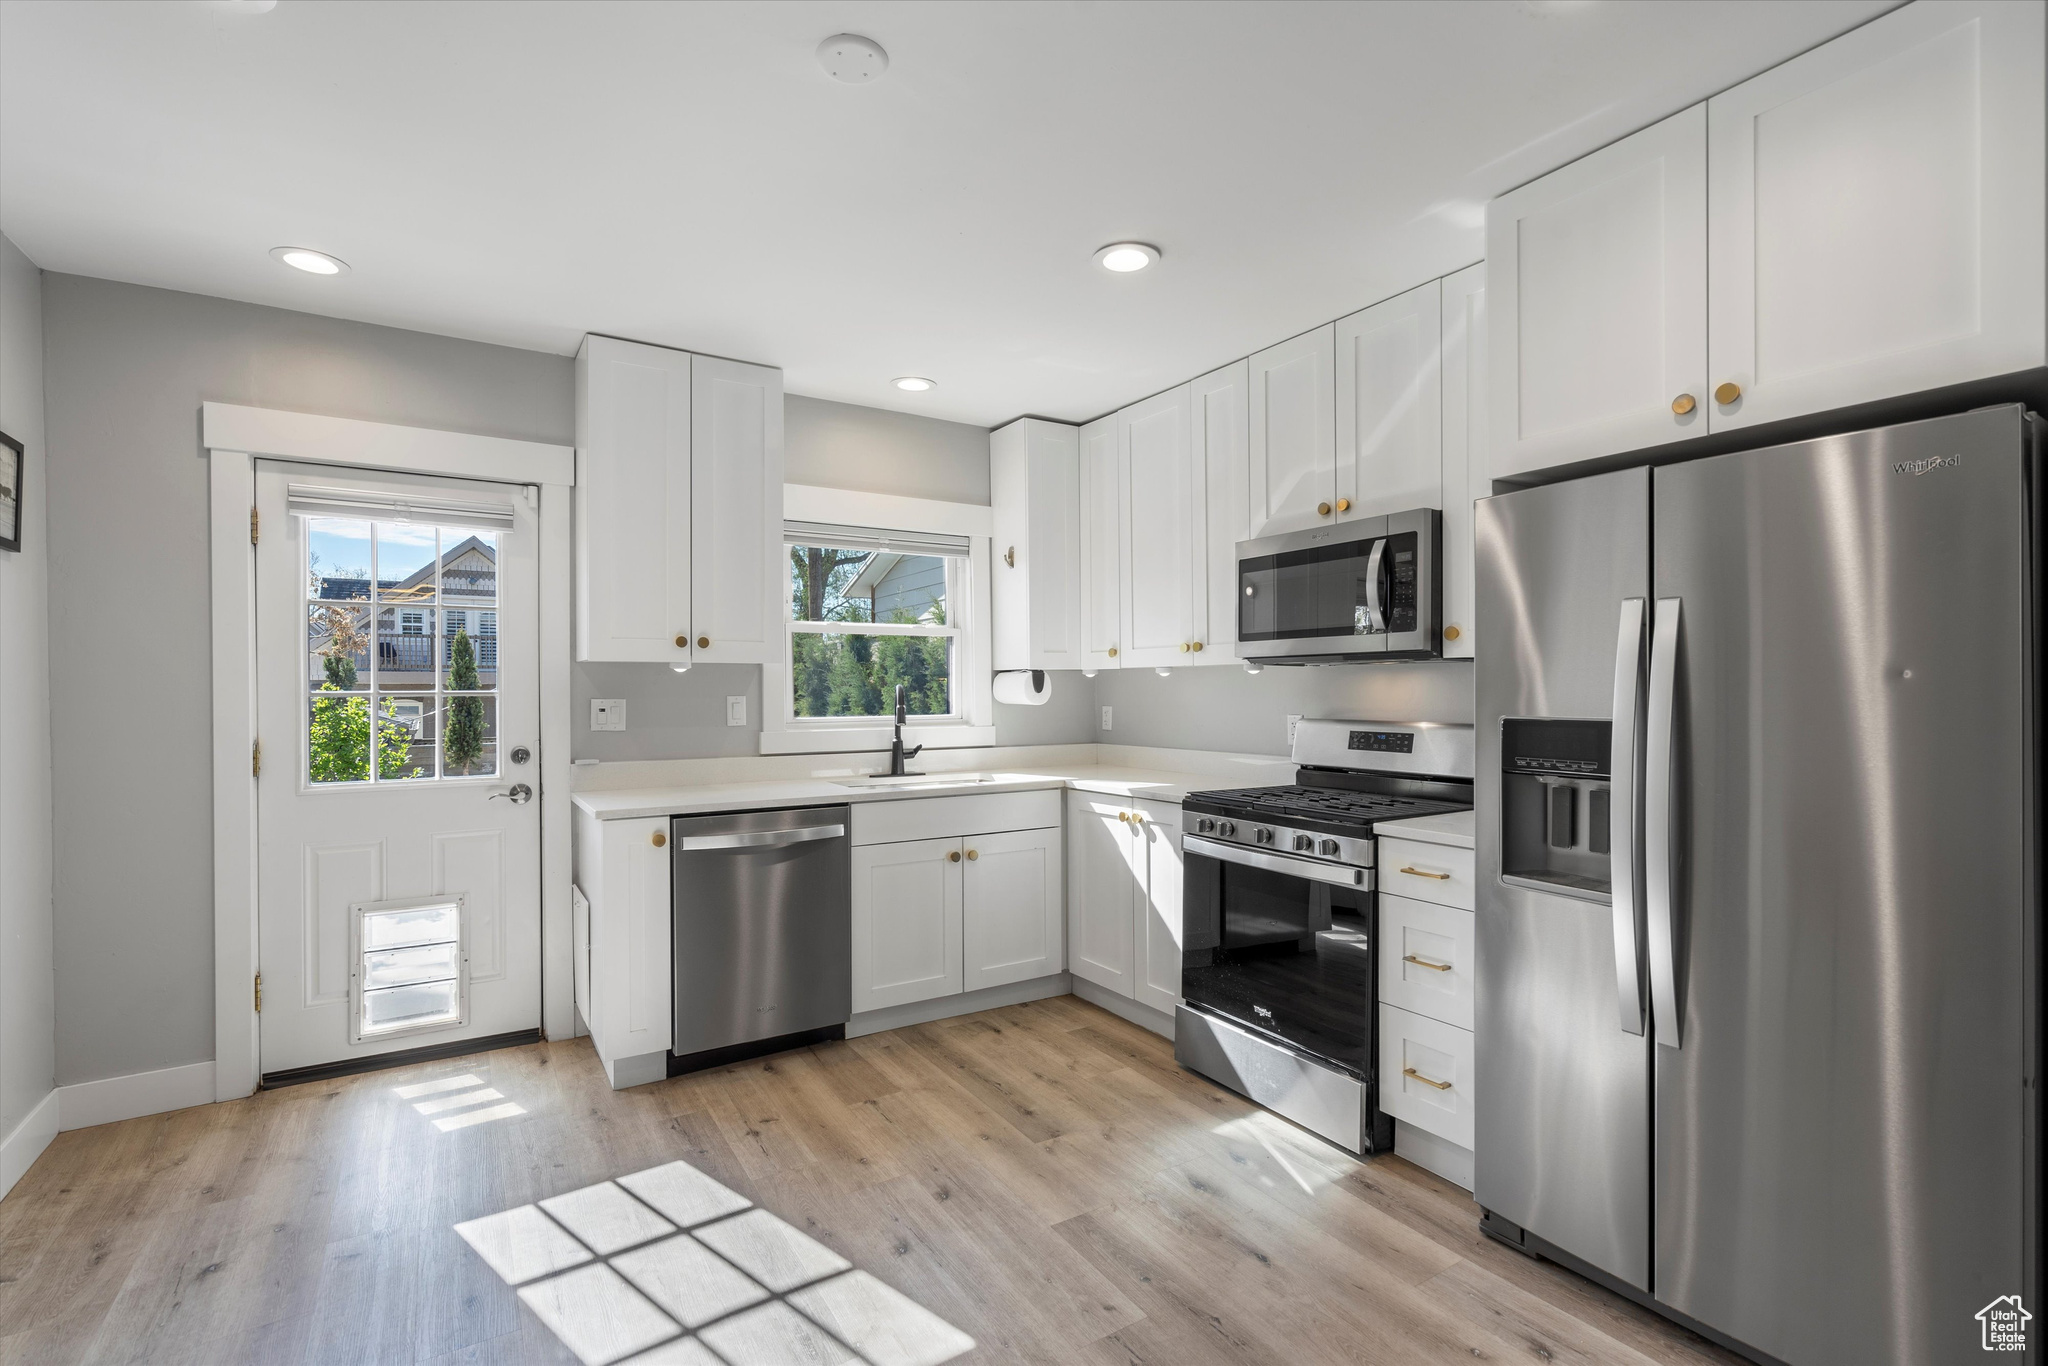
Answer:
[{"left": 207, "top": 404, "right": 574, "bottom": 1102}]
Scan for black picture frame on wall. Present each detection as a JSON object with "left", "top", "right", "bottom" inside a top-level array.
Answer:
[{"left": 0, "top": 430, "right": 21, "bottom": 553}]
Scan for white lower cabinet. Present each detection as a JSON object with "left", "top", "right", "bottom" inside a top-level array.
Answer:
[
  {"left": 962, "top": 827, "right": 1064, "bottom": 992},
  {"left": 1378, "top": 893, "right": 1474, "bottom": 1032},
  {"left": 851, "top": 837, "right": 964, "bottom": 1012},
  {"left": 1066, "top": 792, "right": 1181, "bottom": 1025},
  {"left": 572, "top": 809, "right": 675, "bottom": 1089},
  {"left": 1379, "top": 1001, "right": 1475, "bottom": 1153}
]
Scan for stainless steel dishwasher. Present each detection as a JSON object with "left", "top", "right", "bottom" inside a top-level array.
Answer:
[{"left": 670, "top": 804, "right": 852, "bottom": 1070}]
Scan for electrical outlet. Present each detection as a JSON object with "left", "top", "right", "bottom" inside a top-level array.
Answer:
[
  {"left": 1100, "top": 705, "right": 1113, "bottom": 732},
  {"left": 590, "top": 698, "right": 627, "bottom": 732},
  {"left": 1286, "top": 714, "right": 1303, "bottom": 746},
  {"left": 726, "top": 695, "right": 747, "bottom": 727}
]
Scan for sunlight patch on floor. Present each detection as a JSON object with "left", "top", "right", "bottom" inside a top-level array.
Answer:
[
  {"left": 393, "top": 1071, "right": 528, "bottom": 1130},
  {"left": 1208, "top": 1110, "right": 1357, "bottom": 1196},
  {"left": 455, "top": 1158, "right": 976, "bottom": 1366}
]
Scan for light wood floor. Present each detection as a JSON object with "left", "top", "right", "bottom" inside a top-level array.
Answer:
[{"left": 0, "top": 996, "right": 1743, "bottom": 1365}]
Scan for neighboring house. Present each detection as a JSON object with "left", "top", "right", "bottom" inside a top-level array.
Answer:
[
  {"left": 846, "top": 551, "right": 945, "bottom": 624},
  {"left": 308, "top": 536, "right": 499, "bottom": 721}
]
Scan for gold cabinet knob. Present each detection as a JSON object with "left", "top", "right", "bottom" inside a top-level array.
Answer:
[
  {"left": 1191, "top": 641, "right": 1203, "bottom": 652},
  {"left": 674, "top": 634, "right": 688, "bottom": 649},
  {"left": 1444, "top": 625, "right": 1462, "bottom": 642},
  {"left": 1118, "top": 811, "right": 1130, "bottom": 822},
  {"left": 1179, "top": 642, "right": 1191, "bottom": 653},
  {"left": 1671, "top": 393, "right": 1696, "bottom": 416},
  {"left": 1317, "top": 502, "right": 1332, "bottom": 517},
  {"left": 966, "top": 849, "right": 979, "bottom": 861},
  {"left": 697, "top": 636, "right": 710, "bottom": 649},
  {"left": 1336, "top": 498, "right": 1351, "bottom": 513},
  {"left": 1714, "top": 381, "right": 1742, "bottom": 405},
  {"left": 1107, "top": 646, "right": 1118, "bottom": 658},
  {"left": 651, "top": 830, "right": 667, "bottom": 848},
  {"left": 947, "top": 849, "right": 961, "bottom": 862}
]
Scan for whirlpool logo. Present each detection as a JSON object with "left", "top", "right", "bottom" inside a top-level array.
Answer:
[{"left": 1894, "top": 453, "right": 1962, "bottom": 476}]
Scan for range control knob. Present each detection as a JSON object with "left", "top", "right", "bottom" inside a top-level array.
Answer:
[
  {"left": 1195, "top": 817, "right": 1215, "bottom": 834},
  {"left": 1217, "top": 821, "right": 1236, "bottom": 838},
  {"left": 1292, "top": 833, "right": 1314, "bottom": 853},
  {"left": 1319, "top": 838, "right": 1341, "bottom": 857},
  {"left": 1254, "top": 827, "right": 1275, "bottom": 846}
]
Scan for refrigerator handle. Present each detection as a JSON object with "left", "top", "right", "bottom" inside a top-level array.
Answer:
[
  {"left": 1645, "top": 596, "right": 1683, "bottom": 1048},
  {"left": 1608, "top": 598, "right": 1647, "bottom": 1036}
]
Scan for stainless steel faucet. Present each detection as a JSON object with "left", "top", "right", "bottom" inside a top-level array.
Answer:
[{"left": 889, "top": 684, "right": 923, "bottom": 776}]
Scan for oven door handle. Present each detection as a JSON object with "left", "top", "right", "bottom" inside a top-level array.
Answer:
[{"left": 1183, "top": 835, "right": 1368, "bottom": 888}]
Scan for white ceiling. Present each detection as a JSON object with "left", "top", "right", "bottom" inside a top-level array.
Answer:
[{"left": 0, "top": 0, "right": 1893, "bottom": 427}]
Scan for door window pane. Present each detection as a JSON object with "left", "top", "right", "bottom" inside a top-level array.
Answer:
[
  {"left": 307, "top": 692, "right": 371, "bottom": 784},
  {"left": 442, "top": 694, "right": 496, "bottom": 777},
  {"left": 378, "top": 607, "right": 438, "bottom": 690},
  {"left": 374, "top": 523, "right": 439, "bottom": 603},
  {"left": 441, "top": 528, "right": 499, "bottom": 602},
  {"left": 308, "top": 518, "right": 374, "bottom": 601},
  {"left": 307, "top": 603, "right": 370, "bottom": 690}
]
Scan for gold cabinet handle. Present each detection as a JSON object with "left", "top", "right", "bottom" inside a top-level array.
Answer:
[
  {"left": 674, "top": 634, "right": 688, "bottom": 649},
  {"left": 966, "top": 849, "right": 978, "bottom": 860},
  {"left": 1179, "top": 642, "right": 1191, "bottom": 653},
  {"left": 947, "top": 849, "right": 961, "bottom": 862},
  {"left": 1107, "top": 646, "right": 1118, "bottom": 658},
  {"left": 1003, "top": 546, "right": 1015, "bottom": 568},
  {"left": 1336, "top": 497, "right": 1351, "bottom": 513},
  {"left": 1118, "top": 811, "right": 1131, "bottom": 822},
  {"left": 1443, "top": 625, "right": 1462, "bottom": 642},
  {"left": 1191, "top": 641, "right": 1203, "bottom": 652},
  {"left": 1317, "top": 502, "right": 1332, "bottom": 517},
  {"left": 1399, "top": 865, "right": 1452, "bottom": 880},
  {"left": 1402, "top": 1066, "right": 1453, "bottom": 1091},
  {"left": 651, "top": 830, "right": 667, "bottom": 848},
  {"left": 1402, "top": 953, "right": 1452, "bottom": 973},
  {"left": 1714, "top": 381, "right": 1742, "bottom": 405},
  {"left": 1671, "top": 393, "right": 1697, "bottom": 416},
  {"left": 697, "top": 636, "right": 710, "bottom": 649}
]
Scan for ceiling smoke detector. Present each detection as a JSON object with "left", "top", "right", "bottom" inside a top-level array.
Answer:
[{"left": 817, "top": 34, "right": 888, "bottom": 84}]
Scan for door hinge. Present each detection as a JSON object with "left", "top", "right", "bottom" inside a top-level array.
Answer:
[
  {"left": 252, "top": 739, "right": 261, "bottom": 777},
  {"left": 254, "top": 972, "right": 262, "bottom": 1014},
  {"left": 250, "top": 506, "right": 259, "bottom": 545}
]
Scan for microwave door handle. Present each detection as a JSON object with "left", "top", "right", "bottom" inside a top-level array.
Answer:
[
  {"left": 1609, "top": 598, "right": 1647, "bottom": 1036},
  {"left": 1364, "top": 538, "right": 1387, "bottom": 632},
  {"left": 1644, "top": 596, "right": 1682, "bottom": 1048}
]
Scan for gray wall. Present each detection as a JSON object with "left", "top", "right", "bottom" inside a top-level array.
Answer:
[
  {"left": 784, "top": 393, "right": 991, "bottom": 505},
  {"left": 1, "top": 234, "right": 55, "bottom": 1146},
  {"left": 1092, "top": 660, "right": 1473, "bottom": 756},
  {"left": 42, "top": 274, "right": 573, "bottom": 1087}
]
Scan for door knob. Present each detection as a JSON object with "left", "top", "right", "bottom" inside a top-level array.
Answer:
[
  {"left": 491, "top": 783, "right": 533, "bottom": 805},
  {"left": 1336, "top": 498, "right": 1351, "bottom": 513},
  {"left": 509, "top": 746, "right": 531, "bottom": 765},
  {"left": 1317, "top": 502, "right": 1332, "bottom": 517},
  {"left": 1671, "top": 393, "right": 1697, "bottom": 416},
  {"left": 1714, "top": 381, "right": 1742, "bottom": 405},
  {"left": 697, "top": 636, "right": 710, "bottom": 649}
]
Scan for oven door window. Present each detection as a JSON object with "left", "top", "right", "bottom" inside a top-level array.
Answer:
[{"left": 1238, "top": 532, "right": 1417, "bottom": 641}]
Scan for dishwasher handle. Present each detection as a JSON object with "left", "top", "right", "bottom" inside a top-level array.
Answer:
[{"left": 678, "top": 824, "right": 846, "bottom": 851}]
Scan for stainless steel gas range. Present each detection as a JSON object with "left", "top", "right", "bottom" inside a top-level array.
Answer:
[{"left": 1174, "top": 719, "right": 1473, "bottom": 1154}]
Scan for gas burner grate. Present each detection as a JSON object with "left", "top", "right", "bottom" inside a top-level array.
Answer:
[{"left": 1187, "top": 784, "right": 1449, "bottom": 823}]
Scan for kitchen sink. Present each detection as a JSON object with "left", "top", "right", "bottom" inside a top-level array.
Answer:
[{"left": 829, "top": 773, "right": 1002, "bottom": 790}]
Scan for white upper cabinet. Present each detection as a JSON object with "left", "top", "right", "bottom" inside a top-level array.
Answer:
[
  {"left": 575, "top": 336, "right": 694, "bottom": 664},
  {"left": 1120, "top": 385, "right": 1197, "bottom": 669},
  {"left": 1336, "top": 280, "right": 1442, "bottom": 523},
  {"left": 1247, "top": 324, "right": 1338, "bottom": 537},
  {"left": 990, "top": 419, "right": 1081, "bottom": 672},
  {"left": 690, "top": 355, "right": 784, "bottom": 666},
  {"left": 1439, "top": 263, "right": 1485, "bottom": 660},
  {"left": 1487, "top": 105, "right": 1708, "bottom": 480},
  {"left": 1705, "top": 0, "right": 2046, "bottom": 430},
  {"left": 1189, "top": 360, "right": 1249, "bottom": 666},
  {"left": 1077, "top": 413, "right": 1123, "bottom": 670}
]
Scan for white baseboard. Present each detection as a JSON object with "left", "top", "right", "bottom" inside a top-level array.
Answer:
[
  {"left": 0, "top": 1088, "right": 60, "bottom": 1200},
  {"left": 1393, "top": 1119, "right": 1474, "bottom": 1191},
  {"left": 59, "top": 1060, "right": 217, "bottom": 1132},
  {"left": 1068, "top": 978, "right": 1176, "bottom": 1040},
  {"left": 846, "top": 973, "right": 1072, "bottom": 1039}
]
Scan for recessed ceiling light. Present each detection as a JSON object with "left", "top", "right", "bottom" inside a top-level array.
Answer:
[
  {"left": 270, "top": 246, "right": 347, "bottom": 275},
  {"left": 1094, "top": 242, "right": 1160, "bottom": 273},
  {"left": 818, "top": 34, "right": 888, "bottom": 84},
  {"left": 893, "top": 377, "right": 935, "bottom": 392}
]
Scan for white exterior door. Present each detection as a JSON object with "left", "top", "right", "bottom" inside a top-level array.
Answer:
[
  {"left": 851, "top": 837, "right": 962, "bottom": 1012},
  {"left": 1487, "top": 104, "right": 1707, "bottom": 478},
  {"left": 690, "top": 355, "right": 784, "bottom": 665},
  {"left": 1065, "top": 794, "right": 1134, "bottom": 994},
  {"left": 1119, "top": 386, "right": 1196, "bottom": 669},
  {"left": 962, "top": 826, "right": 1063, "bottom": 992},
  {"left": 1705, "top": 0, "right": 2045, "bottom": 431},
  {"left": 1336, "top": 279, "right": 1442, "bottom": 523},
  {"left": 1133, "top": 802, "right": 1183, "bottom": 1016},
  {"left": 1189, "top": 360, "right": 1248, "bottom": 666},
  {"left": 1247, "top": 325, "right": 1337, "bottom": 537},
  {"left": 1439, "top": 262, "right": 1485, "bottom": 660},
  {"left": 256, "top": 464, "right": 541, "bottom": 1076},
  {"left": 1077, "top": 414, "right": 1123, "bottom": 671}
]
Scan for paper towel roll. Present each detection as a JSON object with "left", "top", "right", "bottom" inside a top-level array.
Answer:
[{"left": 993, "top": 669, "right": 1051, "bottom": 706}]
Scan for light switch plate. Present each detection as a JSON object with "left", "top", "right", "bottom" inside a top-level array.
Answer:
[
  {"left": 590, "top": 699, "right": 627, "bottom": 732},
  {"left": 1100, "top": 705, "right": 1113, "bottom": 732},
  {"left": 726, "top": 696, "right": 746, "bottom": 727},
  {"left": 1286, "top": 714, "right": 1303, "bottom": 746}
]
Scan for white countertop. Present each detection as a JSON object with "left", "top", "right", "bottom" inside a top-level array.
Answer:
[
  {"left": 1374, "top": 808, "right": 1475, "bottom": 850},
  {"left": 570, "top": 764, "right": 1237, "bottom": 822}
]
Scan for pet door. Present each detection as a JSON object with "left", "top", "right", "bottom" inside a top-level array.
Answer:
[{"left": 349, "top": 894, "right": 468, "bottom": 1043}]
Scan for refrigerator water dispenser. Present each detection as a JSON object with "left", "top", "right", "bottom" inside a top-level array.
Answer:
[{"left": 1499, "top": 717, "right": 1612, "bottom": 901}]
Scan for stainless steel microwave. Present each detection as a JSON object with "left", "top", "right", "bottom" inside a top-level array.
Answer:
[{"left": 1234, "top": 508, "right": 1442, "bottom": 663}]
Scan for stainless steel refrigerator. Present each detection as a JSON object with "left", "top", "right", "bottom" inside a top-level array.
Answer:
[{"left": 1474, "top": 405, "right": 2042, "bottom": 1366}]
